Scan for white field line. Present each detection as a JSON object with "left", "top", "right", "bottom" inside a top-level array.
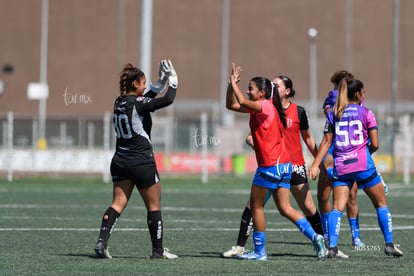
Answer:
[
  {"left": 1, "top": 204, "right": 414, "bottom": 219},
  {"left": 0, "top": 225, "right": 414, "bottom": 232}
]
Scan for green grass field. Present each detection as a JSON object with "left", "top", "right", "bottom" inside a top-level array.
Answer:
[{"left": 0, "top": 175, "right": 413, "bottom": 275}]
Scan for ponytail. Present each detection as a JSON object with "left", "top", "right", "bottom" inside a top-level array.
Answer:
[
  {"left": 271, "top": 83, "right": 287, "bottom": 129},
  {"left": 334, "top": 78, "right": 349, "bottom": 119},
  {"left": 334, "top": 78, "right": 364, "bottom": 120}
]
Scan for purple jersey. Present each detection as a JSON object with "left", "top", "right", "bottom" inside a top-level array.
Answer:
[{"left": 324, "top": 104, "right": 378, "bottom": 176}]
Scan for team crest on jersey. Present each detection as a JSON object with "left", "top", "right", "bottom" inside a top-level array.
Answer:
[
  {"left": 136, "top": 96, "right": 152, "bottom": 104},
  {"left": 286, "top": 117, "right": 293, "bottom": 128}
]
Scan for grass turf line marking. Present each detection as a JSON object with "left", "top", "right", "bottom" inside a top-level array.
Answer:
[{"left": 1, "top": 225, "right": 414, "bottom": 232}]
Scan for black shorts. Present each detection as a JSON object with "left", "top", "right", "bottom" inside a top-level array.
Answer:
[
  {"left": 110, "top": 160, "right": 160, "bottom": 189},
  {"left": 291, "top": 164, "right": 308, "bottom": 186}
]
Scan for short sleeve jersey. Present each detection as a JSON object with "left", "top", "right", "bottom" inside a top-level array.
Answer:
[
  {"left": 324, "top": 104, "right": 378, "bottom": 175},
  {"left": 284, "top": 102, "right": 308, "bottom": 166},
  {"left": 248, "top": 100, "right": 290, "bottom": 167}
]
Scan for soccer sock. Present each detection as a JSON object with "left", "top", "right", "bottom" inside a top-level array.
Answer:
[
  {"left": 98, "top": 207, "right": 120, "bottom": 243},
  {"left": 236, "top": 207, "right": 253, "bottom": 247},
  {"left": 328, "top": 209, "right": 343, "bottom": 248},
  {"left": 376, "top": 206, "right": 393, "bottom": 244},
  {"left": 320, "top": 212, "right": 330, "bottom": 239},
  {"left": 148, "top": 210, "right": 163, "bottom": 254},
  {"left": 296, "top": 217, "right": 317, "bottom": 241},
  {"left": 252, "top": 231, "right": 266, "bottom": 255},
  {"left": 306, "top": 210, "right": 323, "bottom": 235},
  {"left": 348, "top": 215, "right": 361, "bottom": 241}
]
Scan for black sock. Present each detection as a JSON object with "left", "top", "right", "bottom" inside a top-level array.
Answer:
[
  {"left": 306, "top": 210, "right": 323, "bottom": 235},
  {"left": 148, "top": 210, "right": 163, "bottom": 254},
  {"left": 98, "top": 207, "right": 120, "bottom": 243},
  {"left": 236, "top": 207, "right": 253, "bottom": 247}
]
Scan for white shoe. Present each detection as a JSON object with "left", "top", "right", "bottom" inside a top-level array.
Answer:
[
  {"left": 151, "top": 248, "right": 178, "bottom": 259},
  {"left": 327, "top": 248, "right": 349, "bottom": 259},
  {"left": 385, "top": 243, "right": 403, "bottom": 257},
  {"left": 236, "top": 251, "right": 267, "bottom": 261},
  {"left": 337, "top": 249, "right": 349, "bottom": 259},
  {"left": 222, "top": 245, "right": 245, "bottom": 258}
]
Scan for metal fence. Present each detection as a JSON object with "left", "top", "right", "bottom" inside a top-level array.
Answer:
[{"left": 0, "top": 102, "right": 413, "bottom": 183}]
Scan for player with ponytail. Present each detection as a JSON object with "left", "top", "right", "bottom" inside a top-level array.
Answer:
[
  {"left": 225, "top": 63, "right": 327, "bottom": 261},
  {"left": 309, "top": 78, "right": 403, "bottom": 258}
]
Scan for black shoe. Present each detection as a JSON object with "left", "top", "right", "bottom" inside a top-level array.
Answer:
[
  {"left": 94, "top": 239, "right": 112, "bottom": 259},
  {"left": 384, "top": 243, "right": 403, "bottom": 257}
]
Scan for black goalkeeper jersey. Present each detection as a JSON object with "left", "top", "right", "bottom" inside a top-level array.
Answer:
[{"left": 111, "top": 87, "right": 176, "bottom": 166}]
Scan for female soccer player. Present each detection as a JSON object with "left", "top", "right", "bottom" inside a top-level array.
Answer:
[
  {"left": 226, "top": 63, "right": 327, "bottom": 261},
  {"left": 94, "top": 60, "right": 179, "bottom": 259},
  {"left": 309, "top": 78, "right": 403, "bottom": 258},
  {"left": 318, "top": 70, "right": 365, "bottom": 250},
  {"left": 222, "top": 75, "right": 323, "bottom": 258}
]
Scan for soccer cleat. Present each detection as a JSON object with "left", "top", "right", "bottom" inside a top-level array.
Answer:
[
  {"left": 94, "top": 239, "right": 112, "bottom": 259},
  {"left": 327, "top": 247, "right": 349, "bottom": 259},
  {"left": 384, "top": 243, "right": 403, "bottom": 257},
  {"left": 222, "top": 245, "right": 245, "bottom": 258},
  {"left": 313, "top": 234, "right": 327, "bottom": 260},
  {"left": 352, "top": 238, "right": 365, "bottom": 248},
  {"left": 236, "top": 251, "right": 267, "bottom": 261},
  {"left": 150, "top": 248, "right": 178, "bottom": 259}
]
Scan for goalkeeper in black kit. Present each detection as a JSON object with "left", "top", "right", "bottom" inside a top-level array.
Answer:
[{"left": 94, "top": 59, "right": 179, "bottom": 259}]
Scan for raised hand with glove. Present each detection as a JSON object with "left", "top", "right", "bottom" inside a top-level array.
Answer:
[{"left": 149, "top": 59, "right": 171, "bottom": 93}]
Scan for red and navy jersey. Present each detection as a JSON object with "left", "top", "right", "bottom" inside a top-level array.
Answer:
[
  {"left": 112, "top": 87, "right": 176, "bottom": 166},
  {"left": 248, "top": 100, "right": 290, "bottom": 167},
  {"left": 284, "top": 102, "right": 308, "bottom": 166}
]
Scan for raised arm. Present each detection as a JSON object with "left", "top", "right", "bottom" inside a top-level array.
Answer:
[
  {"left": 226, "top": 63, "right": 246, "bottom": 113},
  {"left": 228, "top": 63, "right": 262, "bottom": 113}
]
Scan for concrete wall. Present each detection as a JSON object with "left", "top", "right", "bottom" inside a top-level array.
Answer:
[{"left": 0, "top": 0, "right": 413, "bottom": 119}]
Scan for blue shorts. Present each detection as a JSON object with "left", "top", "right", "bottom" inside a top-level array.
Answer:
[
  {"left": 322, "top": 144, "right": 334, "bottom": 163},
  {"left": 252, "top": 163, "right": 292, "bottom": 190},
  {"left": 332, "top": 166, "right": 381, "bottom": 189}
]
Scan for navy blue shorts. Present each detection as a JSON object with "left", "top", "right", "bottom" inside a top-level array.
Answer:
[{"left": 332, "top": 166, "right": 381, "bottom": 189}]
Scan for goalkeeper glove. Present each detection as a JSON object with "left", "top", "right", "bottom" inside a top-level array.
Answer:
[
  {"left": 165, "top": 59, "right": 178, "bottom": 89},
  {"left": 149, "top": 59, "right": 171, "bottom": 93}
]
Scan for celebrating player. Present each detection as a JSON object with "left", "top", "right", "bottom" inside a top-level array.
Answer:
[
  {"left": 226, "top": 63, "right": 327, "bottom": 261},
  {"left": 222, "top": 75, "right": 323, "bottom": 258},
  {"left": 94, "top": 60, "right": 179, "bottom": 259}
]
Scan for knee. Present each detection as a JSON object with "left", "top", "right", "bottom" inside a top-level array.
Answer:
[
  {"left": 347, "top": 195, "right": 357, "bottom": 207},
  {"left": 277, "top": 205, "right": 291, "bottom": 218}
]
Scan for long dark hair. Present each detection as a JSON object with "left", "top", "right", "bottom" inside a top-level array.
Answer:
[
  {"left": 119, "top": 63, "right": 145, "bottom": 97},
  {"left": 276, "top": 75, "right": 296, "bottom": 98},
  {"left": 250, "top": 76, "right": 287, "bottom": 128}
]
